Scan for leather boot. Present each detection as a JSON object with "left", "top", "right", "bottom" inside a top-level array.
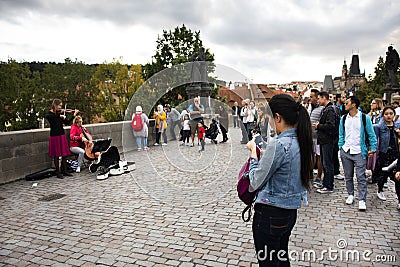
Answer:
[
  {"left": 54, "top": 157, "right": 64, "bottom": 179},
  {"left": 61, "top": 157, "right": 73, "bottom": 177}
]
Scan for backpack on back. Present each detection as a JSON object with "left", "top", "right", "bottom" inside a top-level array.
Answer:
[
  {"left": 131, "top": 114, "right": 143, "bottom": 131},
  {"left": 342, "top": 113, "right": 370, "bottom": 148}
]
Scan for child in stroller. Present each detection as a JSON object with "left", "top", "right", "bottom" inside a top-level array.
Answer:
[{"left": 205, "top": 119, "right": 220, "bottom": 144}]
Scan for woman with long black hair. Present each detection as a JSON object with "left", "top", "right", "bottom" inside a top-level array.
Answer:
[{"left": 246, "top": 94, "right": 313, "bottom": 266}]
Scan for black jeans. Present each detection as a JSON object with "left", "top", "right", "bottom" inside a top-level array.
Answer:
[
  {"left": 253, "top": 204, "right": 297, "bottom": 267},
  {"left": 320, "top": 142, "right": 335, "bottom": 190},
  {"left": 333, "top": 142, "right": 340, "bottom": 175}
]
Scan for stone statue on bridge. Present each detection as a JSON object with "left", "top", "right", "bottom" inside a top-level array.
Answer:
[
  {"left": 385, "top": 45, "right": 399, "bottom": 89},
  {"left": 187, "top": 47, "right": 210, "bottom": 99}
]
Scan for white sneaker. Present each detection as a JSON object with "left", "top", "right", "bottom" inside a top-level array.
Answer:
[
  {"left": 358, "top": 200, "right": 366, "bottom": 211},
  {"left": 383, "top": 183, "right": 388, "bottom": 188},
  {"left": 397, "top": 203, "right": 400, "bottom": 210},
  {"left": 162, "top": 143, "right": 168, "bottom": 146},
  {"left": 382, "top": 166, "right": 390, "bottom": 172},
  {"left": 377, "top": 191, "right": 386, "bottom": 201},
  {"left": 346, "top": 195, "right": 354, "bottom": 205},
  {"left": 334, "top": 174, "right": 345, "bottom": 180},
  {"left": 76, "top": 166, "right": 80, "bottom": 173}
]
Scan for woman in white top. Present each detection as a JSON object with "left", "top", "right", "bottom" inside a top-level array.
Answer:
[{"left": 246, "top": 101, "right": 258, "bottom": 141}]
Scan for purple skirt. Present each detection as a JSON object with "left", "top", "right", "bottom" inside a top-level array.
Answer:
[{"left": 48, "top": 135, "right": 71, "bottom": 157}]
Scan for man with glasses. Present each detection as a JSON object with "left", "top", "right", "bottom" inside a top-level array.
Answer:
[{"left": 339, "top": 96, "right": 377, "bottom": 211}]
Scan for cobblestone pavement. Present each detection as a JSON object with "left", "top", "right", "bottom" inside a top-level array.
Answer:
[{"left": 1, "top": 128, "right": 399, "bottom": 266}]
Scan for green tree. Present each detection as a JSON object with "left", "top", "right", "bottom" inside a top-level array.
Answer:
[
  {"left": 0, "top": 59, "right": 43, "bottom": 131},
  {"left": 92, "top": 59, "right": 143, "bottom": 122},
  {"left": 357, "top": 56, "right": 387, "bottom": 112},
  {"left": 41, "top": 58, "right": 97, "bottom": 124},
  {"left": 143, "top": 24, "right": 216, "bottom": 107}
]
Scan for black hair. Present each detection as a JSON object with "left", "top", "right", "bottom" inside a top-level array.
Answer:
[
  {"left": 319, "top": 91, "right": 329, "bottom": 100},
  {"left": 51, "top": 99, "right": 62, "bottom": 110},
  {"left": 382, "top": 106, "right": 396, "bottom": 115},
  {"left": 348, "top": 96, "right": 361, "bottom": 108},
  {"left": 268, "top": 94, "right": 313, "bottom": 190},
  {"left": 310, "top": 89, "right": 320, "bottom": 96}
]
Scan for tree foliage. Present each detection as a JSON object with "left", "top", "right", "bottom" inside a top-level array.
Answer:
[
  {"left": 357, "top": 56, "right": 399, "bottom": 112},
  {"left": 143, "top": 24, "right": 216, "bottom": 107},
  {"left": 0, "top": 58, "right": 144, "bottom": 131}
]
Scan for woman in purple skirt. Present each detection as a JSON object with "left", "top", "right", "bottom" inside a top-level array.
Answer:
[{"left": 45, "top": 99, "right": 79, "bottom": 179}]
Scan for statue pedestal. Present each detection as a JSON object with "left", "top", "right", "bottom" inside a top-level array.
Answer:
[
  {"left": 186, "top": 84, "right": 201, "bottom": 100},
  {"left": 384, "top": 86, "right": 400, "bottom": 103}
]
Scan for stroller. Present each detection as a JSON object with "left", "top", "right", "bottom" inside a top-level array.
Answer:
[
  {"left": 205, "top": 119, "right": 220, "bottom": 144},
  {"left": 87, "top": 139, "right": 134, "bottom": 180}
]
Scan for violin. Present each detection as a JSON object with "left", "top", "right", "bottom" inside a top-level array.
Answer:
[{"left": 55, "top": 108, "right": 83, "bottom": 114}]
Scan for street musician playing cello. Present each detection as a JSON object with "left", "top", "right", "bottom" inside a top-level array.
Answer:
[{"left": 70, "top": 115, "right": 95, "bottom": 173}]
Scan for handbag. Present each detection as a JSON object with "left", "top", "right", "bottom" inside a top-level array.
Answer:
[{"left": 237, "top": 147, "right": 261, "bottom": 222}]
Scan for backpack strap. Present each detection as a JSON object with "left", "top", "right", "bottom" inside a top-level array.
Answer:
[
  {"left": 241, "top": 204, "right": 253, "bottom": 222},
  {"left": 342, "top": 113, "right": 370, "bottom": 149},
  {"left": 362, "top": 113, "right": 370, "bottom": 149}
]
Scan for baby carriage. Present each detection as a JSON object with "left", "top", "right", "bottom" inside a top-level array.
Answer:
[
  {"left": 86, "top": 138, "right": 135, "bottom": 180},
  {"left": 205, "top": 119, "right": 220, "bottom": 144}
]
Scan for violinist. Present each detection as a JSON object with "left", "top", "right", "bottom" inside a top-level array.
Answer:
[
  {"left": 69, "top": 116, "right": 90, "bottom": 173},
  {"left": 45, "top": 99, "right": 79, "bottom": 179}
]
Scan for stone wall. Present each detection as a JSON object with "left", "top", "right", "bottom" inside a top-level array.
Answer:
[{"left": 0, "top": 120, "right": 155, "bottom": 184}]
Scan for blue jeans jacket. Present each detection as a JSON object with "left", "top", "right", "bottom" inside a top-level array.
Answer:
[
  {"left": 373, "top": 121, "right": 400, "bottom": 153},
  {"left": 248, "top": 128, "right": 308, "bottom": 209}
]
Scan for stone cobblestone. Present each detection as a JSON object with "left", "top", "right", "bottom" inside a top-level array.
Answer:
[{"left": 1, "top": 128, "right": 399, "bottom": 266}]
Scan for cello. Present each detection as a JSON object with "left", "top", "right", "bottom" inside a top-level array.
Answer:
[{"left": 80, "top": 126, "right": 97, "bottom": 160}]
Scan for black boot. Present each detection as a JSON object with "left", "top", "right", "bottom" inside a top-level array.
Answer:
[
  {"left": 61, "top": 157, "right": 73, "bottom": 177},
  {"left": 54, "top": 157, "right": 63, "bottom": 179}
]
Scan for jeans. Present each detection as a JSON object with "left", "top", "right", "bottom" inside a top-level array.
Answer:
[
  {"left": 155, "top": 128, "right": 167, "bottom": 144},
  {"left": 169, "top": 120, "right": 180, "bottom": 140},
  {"left": 70, "top": 146, "right": 85, "bottom": 167},
  {"left": 340, "top": 149, "right": 367, "bottom": 201},
  {"left": 252, "top": 204, "right": 297, "bottom": 267},
  {"left": 233, "top": 115, "right": 239, "bottom": 128},
  {"left": 240, "top": 121, "right": 248, "bottom": 143},
  {"left": 135, "top": 136, "right": 148, "bottom": 149},
  {"left": 155, "top": 128, "right": 161, "bottom": 144},
  {"left": 162, "top": 130, "right": 167, "bottom": 144},
  {"left": 333, "top": 142, "right": 340, "bottom": 175},
  {"left": 320, "top": 143, "right": 335, "bottom": 190}
]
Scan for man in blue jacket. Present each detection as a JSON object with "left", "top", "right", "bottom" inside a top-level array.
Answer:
[{"left": 339, "top": 96, "right": 377, "bottom": 211}]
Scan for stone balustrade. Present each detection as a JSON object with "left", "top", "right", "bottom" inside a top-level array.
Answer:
[{"left": 0, "top": 120, "right": 155, "bottom": 184}]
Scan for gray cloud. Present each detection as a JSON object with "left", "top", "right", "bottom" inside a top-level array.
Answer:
[
  {"left": 0, "top": 0, "right": 399, "bottom": 82},
  {"left": 0, "top": 0, "right": 211, "bottom": 27}
]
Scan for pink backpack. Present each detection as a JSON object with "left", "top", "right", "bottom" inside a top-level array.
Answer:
[{"left": 237, "top": 147, "right": 261, "bottom": 222}]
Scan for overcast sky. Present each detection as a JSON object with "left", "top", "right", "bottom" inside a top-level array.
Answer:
[{"left": 0, "top": 0, "right": 399, "bottom": 84}]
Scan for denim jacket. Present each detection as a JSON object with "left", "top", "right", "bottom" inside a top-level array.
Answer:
[
  {"left": 248, "top": 128, "right": 308, "bottom": 209},
  {"left": 373, "top": 121, "right": 400, "bottom": 153}
]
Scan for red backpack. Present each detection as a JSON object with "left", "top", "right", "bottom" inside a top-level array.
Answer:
[{"left": 131, "top": 113, "right": 143, "bottom": 131}]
